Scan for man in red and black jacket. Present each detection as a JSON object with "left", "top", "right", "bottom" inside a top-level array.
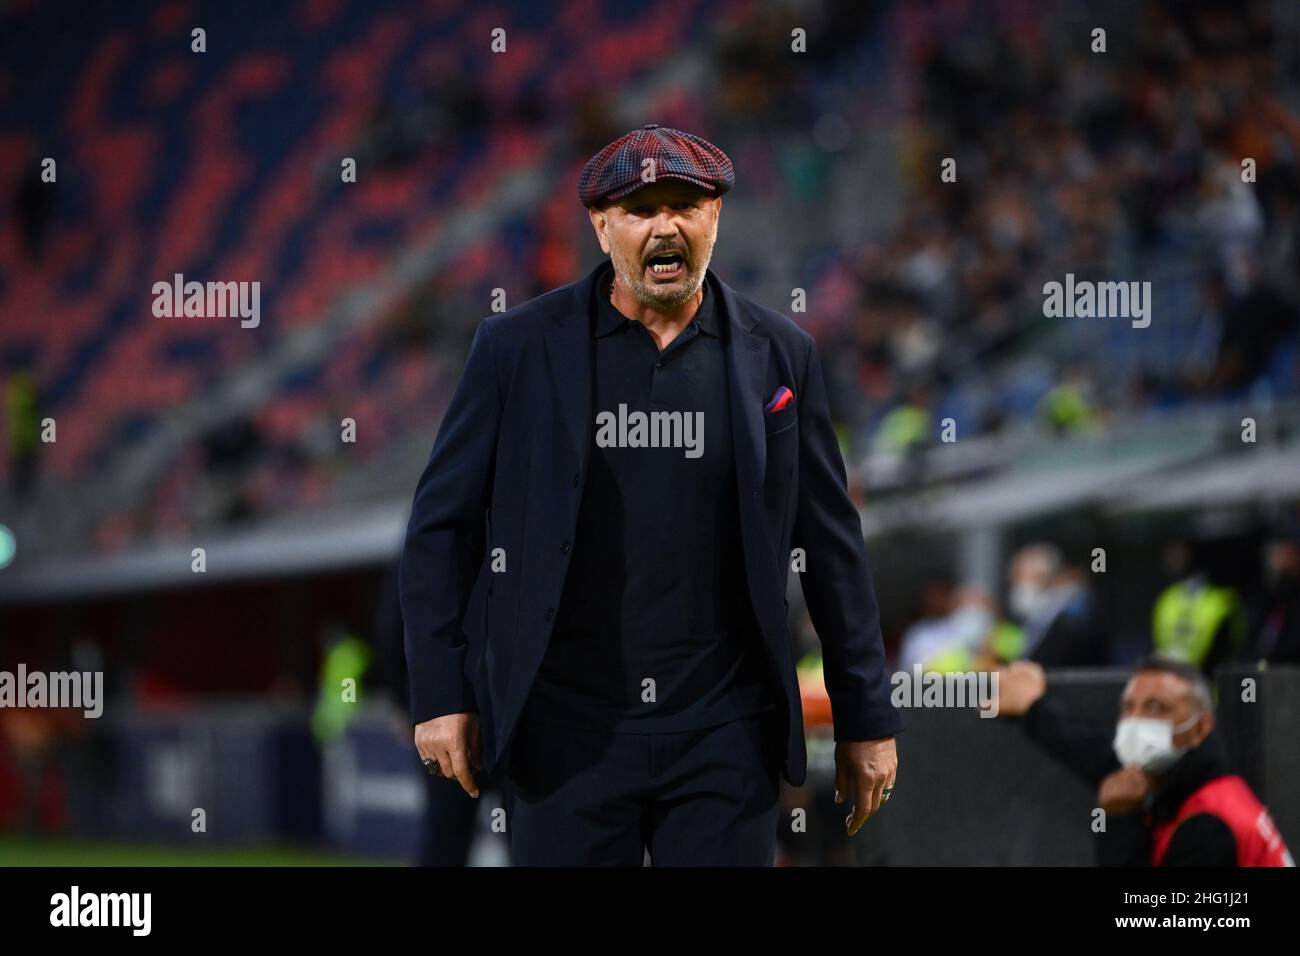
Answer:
[{"left": 998, "top": 656, "right": 1293, "bottom": 866}]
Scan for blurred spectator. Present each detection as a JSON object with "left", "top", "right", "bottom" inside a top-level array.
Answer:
[
  {"left": 871, "top": 379, "right": 934, "bottom": 486},
  {"left": 1152, "top": 538, "right": 1248, "bottom": 673},
  {"left": 1039, "top": 365, "right": 1099, "bottom": 435},
  {"left": 1006, "top": 543, "right": 1106, "bottom": 666},
  {"left": 897, "top": 578, "right": 956, "bottom": 671},
  {"left": 310, "top": 623, "right": 371, "bottom": 747},
  {"left": 897, "top": 582, "right": 1013, "bottom": 672}
]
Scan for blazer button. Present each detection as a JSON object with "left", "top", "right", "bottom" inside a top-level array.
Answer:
[
  {"left": 560, "top": 541, "right": 571, "bottom": 554},
  {"left": 544, "top": 607, "right": 555, "bottom": 621},
  {"left": 572, "top": 472, "right": 580, "bottom": 488}
]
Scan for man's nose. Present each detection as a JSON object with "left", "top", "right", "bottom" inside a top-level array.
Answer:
[{"left": 650, "top": 209, "right": 681, "bottom": 237}]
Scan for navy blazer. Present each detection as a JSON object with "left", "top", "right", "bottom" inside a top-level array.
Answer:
[{"left": 399, "top": 261, "right": 902, "bottom": 787}]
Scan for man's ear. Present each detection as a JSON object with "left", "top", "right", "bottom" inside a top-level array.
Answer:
[
  {"left": 588, "top": 205, "right": 610, "bottom": 255},
  {"left": 1188, "top": 710, "right": 1215, "bottom": 747}
]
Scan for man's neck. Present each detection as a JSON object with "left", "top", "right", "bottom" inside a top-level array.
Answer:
[
  {"left": 609, "top": 273, "right": 703, "bottom": 352},
  {"left": 1148, "top": 735, "right": 1224, "bottom": 819}
]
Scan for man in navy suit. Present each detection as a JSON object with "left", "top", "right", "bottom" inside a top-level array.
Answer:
[{"left": 401, "top": 125, "right": 900, "bottom": 865}]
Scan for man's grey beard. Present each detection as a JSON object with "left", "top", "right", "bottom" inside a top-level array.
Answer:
[{"left": 611, "top": 240, "right": 715, "bottom": 309}]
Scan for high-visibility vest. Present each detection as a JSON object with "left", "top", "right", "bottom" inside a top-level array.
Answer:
[
  {"left": 5, "top": 372, "right": 38, "bottom": 452},
  {"left": 1151, "top": 775, "right": 1295, "bottom": 866},
  {"left": 1152, "top": 580, "right": 1244, "bottom": 668},
  {"left": 875, "top": 405, "right": 930, "bottom": 453},
  {"left": 988, "top": 620, "right": 1027, "bottom": 662},
  {"left": 920, "top": 621, "right": 1021, "bottom": 671},
  {"left": 1041, "top": 383, "right": 1095, "bottom": 432},
  {"left": 922, "top": 645, "right": 974, "bottom": 673},
  {"left": 312, "top": 636, "right": 371, "bottom": 745}
]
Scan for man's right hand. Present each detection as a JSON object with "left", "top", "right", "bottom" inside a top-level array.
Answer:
[
  {"left": 995, "top": 660, "right": 1048, "bottom": 717},
  {"left": 415, "top": 713, "right": 482, "bottom": 798},
  {"left": 1098, "top": 766, "right": 1151, "bottom": 815}
]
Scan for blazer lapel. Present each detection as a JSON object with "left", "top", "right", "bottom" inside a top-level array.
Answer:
[
  {"left": 716, "top": 271, "right": 787, "bottom": 645},
  {"left": 717, "top": 272, "right": 768, "bottom": 507},
  {"left": 543, "top": 265, "right": 599, "bottom": 484}
]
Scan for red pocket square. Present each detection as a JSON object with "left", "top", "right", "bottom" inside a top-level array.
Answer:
[{"left": 765, "top": 386, "right": 795, "bottom": 413}]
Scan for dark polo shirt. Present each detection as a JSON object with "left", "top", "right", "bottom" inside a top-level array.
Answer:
[{"left": 521, "top": 263, "right": 778, "bottom": 733}]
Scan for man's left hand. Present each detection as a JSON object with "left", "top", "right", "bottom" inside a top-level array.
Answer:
[{"left": 834, "top": 737, "right": 898, "bottom": 836}]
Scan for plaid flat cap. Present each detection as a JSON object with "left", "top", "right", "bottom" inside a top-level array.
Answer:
[{"left": 578, "top": 124, "right": 735, "bottom": 207}]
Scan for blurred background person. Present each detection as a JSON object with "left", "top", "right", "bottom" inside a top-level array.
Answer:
[
  {"left": 897, "top": 582, "right": 1013, "bottom": 673},
  {"left": 1152, "top": 538, "right": 1248, "bottom": 673},
  {"left": 1005, "top": 543, "right": 1106, "bottom": 666},
  {"left": 997, "top": 658, "right": 1293, "bottom": 866}
]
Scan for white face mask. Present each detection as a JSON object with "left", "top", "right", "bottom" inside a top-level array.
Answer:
[
  {"left": 948, "top": 606, "right": 994, "bottom": 648},
  {"left": 1009, "top": 582, "right": 1050, "bottom": 622},
  {"left": 1112, "top": 714, "right": 1201, "bottom": 773}
]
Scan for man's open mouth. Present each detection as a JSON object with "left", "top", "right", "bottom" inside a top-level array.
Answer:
[{"left": 646, "top": 252, "right": 686, "bottom": 279}]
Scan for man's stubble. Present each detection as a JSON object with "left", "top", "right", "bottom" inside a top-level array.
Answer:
[{"left": 609, "top": 226, "right": 719, "bottom": 310}]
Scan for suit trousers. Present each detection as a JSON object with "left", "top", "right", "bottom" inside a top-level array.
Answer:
[{"left": 501, "top": 711, "right": 784, "bottom": 866}]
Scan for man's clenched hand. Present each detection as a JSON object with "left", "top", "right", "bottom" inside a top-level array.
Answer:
[
  {"left": 1098, "top": 766, "right": 1150, "bottom": 816},
  {"left": 995, "top": 660, "right": 1048, "bottom": 718},
  {"left": 834, "top": 736, "right": 898, "bottom": 836},
  {"left": 415, "top": 713, "right": 482, "bottom": 798}
]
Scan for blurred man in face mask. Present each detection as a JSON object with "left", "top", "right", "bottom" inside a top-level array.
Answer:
[
  {"left": 997, "top": 657, "right": 1293, "bottom": 866},
  {"left": 1004, "top": 543, "right": 1106, "bottom": 666}
]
